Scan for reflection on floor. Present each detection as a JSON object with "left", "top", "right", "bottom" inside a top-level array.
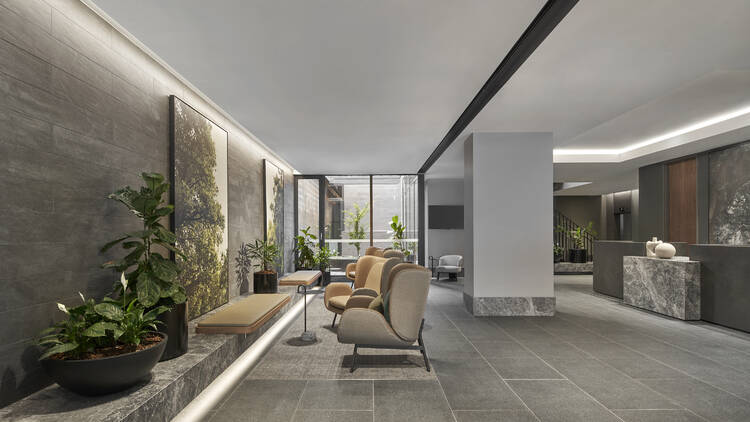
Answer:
[{"left": 210, "top": 275, "right": 750, "bottom": 422}]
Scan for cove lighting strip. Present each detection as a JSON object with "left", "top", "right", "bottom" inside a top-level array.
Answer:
[{"left": 553, "top": 105, "right": 750, "bottom": 157}]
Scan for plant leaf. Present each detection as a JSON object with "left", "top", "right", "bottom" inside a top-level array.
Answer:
[
  {"left": 94, "top": 302, "right": 124, "bottom": 321},
  {"left": 40, "top": 342, "right": 78, "bottom": 360},
  {"left": 101, "top": 235, "right": 130, "bottom": 252},
  {"left": 144, "top": 305, "right": 170, "bottom": 321},
  {"left": 83, "top": 321, "right": 119, "bottom": 337},
  {"left": 137, "top": 272, "right": 161, "bottom": 307}
]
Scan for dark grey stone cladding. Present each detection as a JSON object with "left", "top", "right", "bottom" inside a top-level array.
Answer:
[
  {"left": 0, "top": 0, "right": 295, "bottom": 405},
  {"left": 709, "top": 140, "right": 750, "bottom": 244},
  {"left": 689, "top": 244, "right": 750, "bottom": 333}
]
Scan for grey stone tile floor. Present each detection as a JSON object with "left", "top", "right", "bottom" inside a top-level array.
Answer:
[{"left": 211, "top": 275, "right": 750, "bottom": 421}]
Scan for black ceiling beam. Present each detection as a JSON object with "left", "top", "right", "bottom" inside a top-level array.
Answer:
[{"left": 418, "top": 0, "right": 578, "bottom": 174}]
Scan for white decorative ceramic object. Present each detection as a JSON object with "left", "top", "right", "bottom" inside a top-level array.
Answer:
[
  {"left": 655, "top": 242, "right": 676, "bottom": 259},
  {"left": 645, "top": 237, "right": 662, "bottom": 257}
]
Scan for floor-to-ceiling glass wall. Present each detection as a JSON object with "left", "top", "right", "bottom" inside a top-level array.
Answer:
[{"left": 295, "top": 174, "right": 421, "bottom": 279}]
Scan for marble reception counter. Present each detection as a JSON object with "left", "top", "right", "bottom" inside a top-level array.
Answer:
[{"left": 623, "top": 256, "right": 700, "bottom": 320}]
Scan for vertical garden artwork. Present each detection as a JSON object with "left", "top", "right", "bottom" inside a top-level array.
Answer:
[
  {"left": 264, "top": 159, "right": 285, "bottom": 273},
  {"left": 170, "top": 96, "right": 229, "bottom": 319}
]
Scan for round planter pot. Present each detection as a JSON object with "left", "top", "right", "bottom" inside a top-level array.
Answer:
[
  {"left": 568, "top": 249, "right": 588, "bottom": 263},
  {"left": 40, "top": 332, "right": 167, "bottom": 396},
  {"left": 321, "top": 270, "right": 331, "bottom": 286},
  {"left": 254, "top": 271, "right": 278, "bottom": 293},
  {"left": 158, "top": 302, "right": 187, "bottom": 361}
]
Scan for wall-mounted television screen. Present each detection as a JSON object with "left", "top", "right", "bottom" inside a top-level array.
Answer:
[{"left": 429, "top": 205, "right": 464, "bottom": 229}]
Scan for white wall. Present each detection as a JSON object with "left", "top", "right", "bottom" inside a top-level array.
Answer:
[
  {"left": 426, "top": 178, "right": 464, "bottom": 260},
  {"left": 464, "top": 133, "right": 553, "bottom": 299}
]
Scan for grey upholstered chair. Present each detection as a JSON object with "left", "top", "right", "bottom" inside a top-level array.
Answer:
[
  {"left": 337, "top": 263, "right": 432, "bottom": 372},
  {"left": 436, "top": 254, "right": 463, "bottom": 280}
]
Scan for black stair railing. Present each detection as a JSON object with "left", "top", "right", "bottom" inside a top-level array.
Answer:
[{"left": 554, "top": 210, "right": 596, "bottom": 261}]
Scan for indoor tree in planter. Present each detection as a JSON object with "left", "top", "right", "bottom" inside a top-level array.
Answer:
[
  {"left": 557, "top": 221, "right": 597, "bottom": 263},
  {"left": 101, "top": 172, "right": 188, "bottom": 360},
  {"left": 389, "top": 215, "right": 415, "bottom": 262},
  {"left": 247, "top": 239, "right": 281, "bottom": 293},
  {"left": 295, "top": 226, "right": 318, "bottom": 270},
  {"left": 344, "top": 202, "right": 369, "bottom": 256},
  {"left": 37, "top": 274, "right": 169, "bottom": 396}
]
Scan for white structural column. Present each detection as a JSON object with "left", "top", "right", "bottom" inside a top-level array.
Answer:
[{"left": 463, "top": 132, "right": 555, "bottom": 316}]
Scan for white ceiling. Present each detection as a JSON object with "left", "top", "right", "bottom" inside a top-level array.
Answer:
[
  {"left": 91, "top": 0, "right": 545, "bottom": 174},
  {"left": 427, "top": 0, "right": 750, "bottom": 193},
  {"left": 91, "top": 0, "right": 750, "bottom": 191}
]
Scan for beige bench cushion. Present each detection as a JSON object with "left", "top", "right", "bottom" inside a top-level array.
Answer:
[
  {"left": 196, "top": 293, "right": 290, "bottom": 334},
  {"left": 328, "top": 295, "right": 348, "bottom": 311}
]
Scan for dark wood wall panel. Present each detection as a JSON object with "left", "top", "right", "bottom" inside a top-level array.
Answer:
[{"left": 668, "top": 158, "right": 697, "bottom": 243}]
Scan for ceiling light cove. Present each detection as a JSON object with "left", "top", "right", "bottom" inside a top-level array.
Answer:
[{"left": 554, "top": 105, "right": 750, "bottom": 163}]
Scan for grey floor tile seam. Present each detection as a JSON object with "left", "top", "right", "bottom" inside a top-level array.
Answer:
[
  {"left": 290, "top": 379, "right": 309, "bottom": 422},
  {"left": 523, "top": 313, "right": 698, "bottom": 418},
  {"left": 430, "top": 365, "right": 459, "bottom": 422},
  {"left": 552, "top": 308, "right": 750, "bottom": 407},
  {"left": 440, "top": 310, "right": 542, "bottom": 422},
  {"left": 501, "top": 328, "right": 626, "bottom": 422},
  {"left": 371, "top": 379, "right": 374, "bottom": 422}
]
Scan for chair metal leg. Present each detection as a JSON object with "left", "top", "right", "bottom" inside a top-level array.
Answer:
[
  {"left": 331, "top": 313, "right": 338, "bottom": 328},
  {"left": 436, "top": 272, "right": 440, "bottom": 280},
  {"left": 417, "top": 319, "right": 431, "bottom": 372},
  {"left": 350, "top": 345, "right": 359, "bottom": 373}
]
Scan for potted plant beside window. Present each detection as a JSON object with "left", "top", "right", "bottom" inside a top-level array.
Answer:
[
  {"left": 345, "top": 202, "right": 369, "bottom": 257},
  {"left": 295, "top": 226, "right": 317, "bottom": 270},
  {"left": 37, "top": 274, "right": 169, "bottom": 396},
  {"left": 560, "top": 222, "right": 596, "bottom": 263},
  {"left": 390, "top": 216, "right": 415, "bottom": 263},
  {"left": 315, "top": 246, "right": 338, "bottom": 285},
  {"left": 101, "top": 172, "right": 188, "bottom": 361},
  {"left": 247, "top": 239, "right": 281, "bottom": 293}
]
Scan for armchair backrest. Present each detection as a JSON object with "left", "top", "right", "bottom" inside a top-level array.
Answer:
[
  {"left": 387, "top": 264, "right": 431, "bottom": 342},
  {"left": 360, "top": 257, "right": 401, "bottom": 292},
  {"left": 439, "top": 254, "right": 463, "bottom": 267},
  {"left": 383, "top": 249, "right": 405, "bottom": 261},
  {"left": 353, "top": 255, "right": 380, "bottom": 289},
  {"left": 365, "top": 246, "right": 384, "bottom": 257}
]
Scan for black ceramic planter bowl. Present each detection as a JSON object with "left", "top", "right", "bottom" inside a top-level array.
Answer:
[
  {"left": 568, "top": 249, "right": 588, "bottom": 263},
  {"left": 40, "top": 332, "right": 167, "bottom": 396},
  {"left": 254, "top": 271, "right": 278, "bottom": 293},
  {"left": 158, "top": 303, "right": 188, "bottom": 361}
]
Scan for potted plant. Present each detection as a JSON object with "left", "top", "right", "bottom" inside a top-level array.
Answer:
[
  {"left": 101, "top": 172, "right": 188, "bottom": 361},
  {"left": 37, "top": 274, "right": 169, "bottom": 396},
  {"left": 247, "top": 239, "right": 281, "bottom": 293},
  {"left": 235, "top": 242, "right": 253, "bottom": 295},
  {"left": 315, "top": 246, "right": 338, "bottom": 285},
  {"left": 389, "top": 216, "right": 415, "bottom": 262},
  {"left": 295, "top": 226, "right": 317, "bottom": 270},
  {"left": 558, "top": 221, "right": 597, "bottom": 263},
  {"left": 553, "top": 243, "right": 564, "bottom": 263},
  {"left": 344, "top": 202, "right": 369, "bottom": 256}
]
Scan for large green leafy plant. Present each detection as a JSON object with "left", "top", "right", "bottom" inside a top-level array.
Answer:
[
  {"left": 38, "top": 275, "right": 168, "bottom": 360},
  {"left": 101, "top": 173, "right": 186, "bottom": 308},
  {"left": 315, "top": 246, "right": 337, "bottom": 270},
  {"left": 389, "top": 215, "right": 412, "bottom": 257},
  {"left": 247, "top": 239, "right": 281, "bottom": 273},
  {"left": 557, "top": 221, "right": 597, "bottom": 249},
  {"left": 295, "top": 226, "right": 317, "bottom": 269},
  {"left": 344, "top": 202, "right": 369, "bottom": 256}
]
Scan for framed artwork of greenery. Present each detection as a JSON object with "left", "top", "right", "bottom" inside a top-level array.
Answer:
[
  {"left": 264, "top": 159, "right": 284, "bottom": 274},
  {"left": 170, "top": 95, "right": 229, "bottom": 319}
]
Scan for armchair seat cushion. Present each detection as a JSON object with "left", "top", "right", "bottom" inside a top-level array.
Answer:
[
  {"left": 436, "top": 265, "right": 461, "bottom": 272},
  {"left": 328, "top": 295, "right": 349, "bottom": 311}
]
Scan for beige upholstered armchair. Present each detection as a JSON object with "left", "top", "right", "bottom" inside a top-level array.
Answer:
[
  {"left": 325, "top": 256, "right": 400, "bottom": 328},
  {"left": 337, "top": 263, "right": 432, "bottom": 372},
  {"left": 383, "top": 249, "right": 405, "bottom": 261},
  {"left": 345, "top": 247, "right": 385, "bottom": 283}
]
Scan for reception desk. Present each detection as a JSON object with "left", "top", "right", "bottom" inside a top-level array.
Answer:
[
  {"left": 689, "top": 244, "right": 750, "bottom": 333},
  {"left": 623, "top": 256, "right": 700, "bottom": 320},
  {"left": 593, "top": 240, "right": 689, "bottom": 299}
]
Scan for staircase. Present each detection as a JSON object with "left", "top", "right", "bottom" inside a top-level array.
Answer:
[{"left": 554, "top": 210, "right": 596, "bottom": 262}]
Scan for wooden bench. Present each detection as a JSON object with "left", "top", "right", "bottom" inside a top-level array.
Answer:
[{"left": 195, "top": 293, "right": 290, "bottom": 334}]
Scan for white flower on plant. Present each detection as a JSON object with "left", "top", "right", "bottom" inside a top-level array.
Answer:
[
  {"left": 120, "top": 272, "right": 128, "bottom": 291},
  {"left": 57, "top": 303, "right": 68, "bottom": 314},
  {"left": 78, "top": 292, "right": 85, "bottom": 302}
]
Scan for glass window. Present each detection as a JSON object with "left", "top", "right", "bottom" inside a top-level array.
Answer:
[
  {"left": 372, "top": 175, "right": 419, "bottom": 262},
  {"left": 324, "top": 176, "right": 371, "bottom": 274}
]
